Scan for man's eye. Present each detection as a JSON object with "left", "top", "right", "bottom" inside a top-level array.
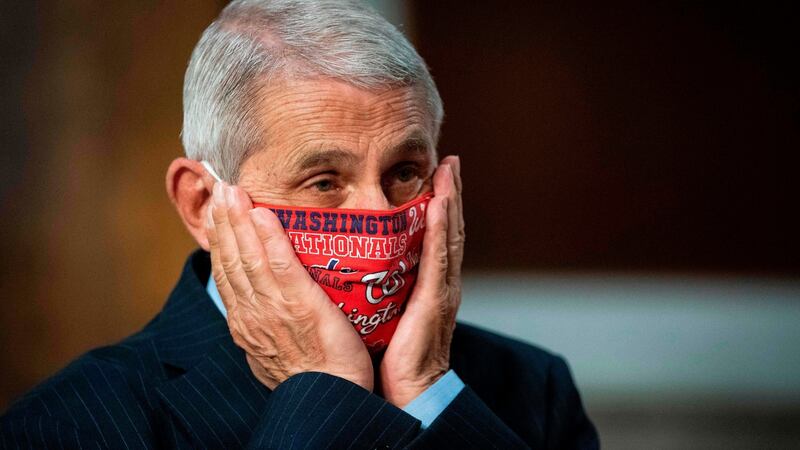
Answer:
[
  {"left": 396, "top": 165, "right": 418, "bottom": 182},
  {"left": 313, "top": 179, "right": 335, "bottom": 192}
]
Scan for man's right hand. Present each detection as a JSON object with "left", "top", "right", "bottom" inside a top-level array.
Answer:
[{"left": 206, "top": 182, "right": 374, "bottom": 392}]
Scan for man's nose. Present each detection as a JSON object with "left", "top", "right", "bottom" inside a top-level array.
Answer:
[{"left": 341, "top": 184, "right": 392, "bottom": 211}]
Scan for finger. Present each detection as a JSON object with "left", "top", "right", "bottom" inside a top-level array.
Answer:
[
  {"left": 448, "top": 155, "right": 464, "bottom": 237},
  {"left": 224, "top": 185, "right": 281, "bottom": 299},
  {"left": 249, "top": 207, "right": 325, "bottom": 304},
  {"left": 206, "top": 200, "right": 237, "bottom": 309},
  {"left": 413, "top": 194, "right": 449, "bottom": 304},
  {"left": 211, "top": 182, "right": 255, "bottom": 304},
  {"left": 441, "top": 155, "right": 463, "bottom": 196},
  {"left": 438, "top": 157, "right": 465, "bottom": 284},
  {"left": 445, "top": 163, "right": 465, "bottom": 283},
  {"left": 432, "top": 164, "right": 463, "bottom": 282},
  {"left": 440, "top": 155, "right": 465, "bottom": 246}
]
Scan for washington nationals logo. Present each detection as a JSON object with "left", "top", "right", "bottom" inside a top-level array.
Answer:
[{"left": 361, "top": 261, "right": 407, "bottom": 304}]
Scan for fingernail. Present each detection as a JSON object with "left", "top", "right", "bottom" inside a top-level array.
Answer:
[
  {"left": 249, "top": 208, "right": 266, "bottom": 226},
  {"left": 443, "top": 164, "right": 453, "bottom": 178},
  {"left": 206, "top": 205, "right": 214, "bottom": 227},
  {"left": 224, "top": 185, "right": 237, "bottom": 206},
  {"left": 212, "top": 182, "right": 224, "bottom": 205}
]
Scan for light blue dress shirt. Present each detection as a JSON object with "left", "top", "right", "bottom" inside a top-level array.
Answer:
[{"left": 206, "top": 277, "right": 463, "bottom": 428}]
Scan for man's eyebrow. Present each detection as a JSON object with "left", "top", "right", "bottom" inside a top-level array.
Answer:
[
  {"left": 291, "top": 148, "right": 359, "bottom": 172},
  {"left": 288, "top": 133, "right": 432, "bottom": 173},
  {"left": 385, "top": 133, "right": 433, "bottom": 161}
]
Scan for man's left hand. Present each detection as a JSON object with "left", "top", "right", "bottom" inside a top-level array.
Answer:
[{"left": 379, "top": 155, "right": 465, "bottom": 408}]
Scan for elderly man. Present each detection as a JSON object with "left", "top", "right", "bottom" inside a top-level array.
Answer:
[{"left": 1, "top": 1, "right": 598, "bottom": 448}]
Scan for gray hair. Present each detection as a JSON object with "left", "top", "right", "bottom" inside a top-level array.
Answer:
[{"left": 181, "top": 0, "right": 444, "bottom": 182}]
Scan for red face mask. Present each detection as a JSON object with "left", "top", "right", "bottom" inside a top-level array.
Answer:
[{"left": 253, "top": 194, "right": 431, "bottom": 353}]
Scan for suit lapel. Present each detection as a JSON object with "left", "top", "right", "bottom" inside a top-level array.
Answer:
[
  {"left": 151, "top": 250, "right": 271, "bottom": 449},
  {"left": 156, "top": 343, "right": 271, "bottom": 449}
]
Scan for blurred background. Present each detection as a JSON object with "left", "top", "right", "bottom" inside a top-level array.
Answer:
[{"left": 1, "top": 1, "right": 798, "bottom": 448}]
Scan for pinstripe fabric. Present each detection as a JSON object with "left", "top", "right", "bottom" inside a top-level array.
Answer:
[{"left": 1, "top": 250, "right": 598, "bottom": 449}]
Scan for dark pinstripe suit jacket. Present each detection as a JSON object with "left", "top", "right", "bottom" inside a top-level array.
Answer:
[{"left": 1, "top": 250, "right": 598, "bottom": 449}]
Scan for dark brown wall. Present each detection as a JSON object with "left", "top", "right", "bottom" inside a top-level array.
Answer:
[
  {"left": 0, "top": 0, "right": 226, "bottom": 410},
  {"left": 412, "top": 1, "right": 800, "bottom": 272}
]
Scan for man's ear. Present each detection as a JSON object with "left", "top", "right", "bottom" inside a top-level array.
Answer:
[{"left": 166, "top": 158, "right": 218, "bottom": 251}]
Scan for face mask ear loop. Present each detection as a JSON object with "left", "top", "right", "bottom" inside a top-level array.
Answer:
[{"left": 200, "top": 160, "right": 223, "bottom": 183}]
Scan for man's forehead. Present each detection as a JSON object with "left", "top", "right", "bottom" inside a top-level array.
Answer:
[
  {"left": 259, "top": 78, "right": 431, "bottom": 130},
  {"left": 255, "top": 78, "right": 436, "bottom": 167},
  {"left": 283, "top": 129, "right": 432, "bottom": 168}
]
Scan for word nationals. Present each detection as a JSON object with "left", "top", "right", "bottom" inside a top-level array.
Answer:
[{"left": 270, "top": 207, "right": 426, "bottom": 261}]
